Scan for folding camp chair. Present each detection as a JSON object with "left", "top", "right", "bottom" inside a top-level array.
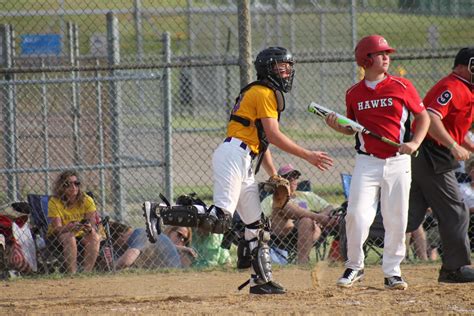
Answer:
[
  {"left": 338, "top": 173, "right": 385, "bottom": 263},
  {"left": 27, "top": 193, "right": 115, "bottom": 274},
  {"left": 265, "top": 179, "right": 332, "bottom": 263}
]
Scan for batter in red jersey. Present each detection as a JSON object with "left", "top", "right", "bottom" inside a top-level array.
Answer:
[
  {"left": 408, "top": 47, "right": 474, "bottom": 283},
  {"left": 325, "top": 35, "right": 430, "bottom": 289}
]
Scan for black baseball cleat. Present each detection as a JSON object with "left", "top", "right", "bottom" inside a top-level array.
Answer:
[
  {"left": 249, "top": 281, "right": 286, "bottom": 294},
  {"left": 336, "top": 268, "right": 364, "bottom": 288},
  {"left": 384, "top": 276, "right": 408, "bottom": 290},
  {"left": 438, "top": 266, "right": 474, "bottom": 283},
  {"left": 143, "top": 201, "right": 160, "bottom": 243}
]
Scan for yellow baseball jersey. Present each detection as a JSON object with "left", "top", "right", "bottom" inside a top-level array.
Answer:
[
  {"left": 47, "top": 194, "right": 96, "bottom": 237},
  {"left": 227, "top": 84, "right": 279, "bottom": 154}
]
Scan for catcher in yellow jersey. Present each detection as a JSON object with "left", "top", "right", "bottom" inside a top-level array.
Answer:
[
  {"left": 212, "top": 47, "right": 333, "bottom": 294},
  {"left": 144, "top": 47, "right": 333, "bottom": 294}
]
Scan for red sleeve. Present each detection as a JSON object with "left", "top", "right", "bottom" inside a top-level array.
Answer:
[
  {"left": 424, "top": 83, "right": 453, "bottom": 119},
  {"left": 403, "top": 79, "right": 425, "bottom": 114}
]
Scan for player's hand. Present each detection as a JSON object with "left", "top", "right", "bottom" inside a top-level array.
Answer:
[
  {"left": 399, "top": 141, "right": 419, "bottom": 155},
  {"left": 451, "top": 143, "right": 470, "bottom": 161},
  {"left": 325, "top": 113, "right": 355, "bottom": 135},
  {"left": 306, "top": 151, "right": 333, "bottom": 171},
  {"left": 325, "top": 113, "right": 340, "bottom": 129}
]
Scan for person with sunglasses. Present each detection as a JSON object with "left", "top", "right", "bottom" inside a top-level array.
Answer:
[
  {"left": 261, "top": 164, "right": 339, "bottom": 265},
  {"left": 47, "top": 170, "right": 101, "bottom": 273},
  {"left": 111, "top": 222, "right": 182, "bottom": 270},
  {"left": 163, "top": 226, "right": 197, "bottom": 268},
  {"left": 407, "top": 47, "right": 474, "bottom": 283}
]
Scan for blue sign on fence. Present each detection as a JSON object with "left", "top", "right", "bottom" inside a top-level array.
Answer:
[{"left": 20, "top": 34, "right": 62, "bottom": 56}]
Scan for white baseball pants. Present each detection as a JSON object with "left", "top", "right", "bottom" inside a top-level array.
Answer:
[
  {"left": 212, "top": 137, "right": 262, "bottom": 225},
  {"left": 345, "top": 153, "right": 411, "bottom": 277}
]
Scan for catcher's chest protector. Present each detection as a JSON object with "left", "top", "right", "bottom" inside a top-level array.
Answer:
[{"left": 229, "top": 80, "right": 285, "bottom": 174}]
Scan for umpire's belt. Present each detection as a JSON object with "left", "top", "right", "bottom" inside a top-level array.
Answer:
[{"left": 224, "top": 137, "right": 256, "bottom": 159}]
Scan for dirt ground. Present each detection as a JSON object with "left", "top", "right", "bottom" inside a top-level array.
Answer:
[{"left": 0, "top": 263, "right": 473, "bottom": 315}]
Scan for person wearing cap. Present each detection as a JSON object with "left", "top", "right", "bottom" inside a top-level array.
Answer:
[
  {"left": 407, "top": 47, "right": 474, "bottom": 283},
  {"left": 261, "top": 164, "right": 338, "bottom": 265}
]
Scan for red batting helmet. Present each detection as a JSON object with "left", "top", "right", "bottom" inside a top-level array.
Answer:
[{"left": 355, "top": 35, "right": 396, "bottom": 68}]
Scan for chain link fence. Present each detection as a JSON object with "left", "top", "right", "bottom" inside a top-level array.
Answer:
[{"left": 0, "top": 0, "right": 473, "bottom": 275}]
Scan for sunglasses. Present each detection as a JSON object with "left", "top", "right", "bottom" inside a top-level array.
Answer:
[
  {"left": 282, "top": 173, "right": 300, "bottom": 181},
  {"left": 176, "top": 231, "right": 189, "bottom": 243},
  {"left": 64, "top": 181, "right": 81, "bottom": 188}
]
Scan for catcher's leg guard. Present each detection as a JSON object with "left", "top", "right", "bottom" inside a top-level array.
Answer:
[
  {"left": 237, "top": 239, "right": 251, "bottom": 269},
  {"left": 250, "top": 229, "right": 273, "bottom": 284},
  {"left": 237, "top": 220, "right": 286, "bottom": 294},
  {"left": 160, "top": 205, "right": 199, "bottom": 227},
  {"left": 143, "top": 201, "right": 232, "bottom": 243},
  {"left": 237, "top": 219, "right": 263, "bottom": 269},
  {"left": 198, "top": 206, "right": 232, "bottom": 234}
]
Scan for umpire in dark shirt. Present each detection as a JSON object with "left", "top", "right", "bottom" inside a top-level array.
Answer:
[{"left": 408, "top": 47, "right": 474, "bottom": 283}]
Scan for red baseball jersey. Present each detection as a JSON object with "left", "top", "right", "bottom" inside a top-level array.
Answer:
[
  {"left": 346, "top": 74, "right": 425, "bottom": 159},
  {"left": 420, "top": 73, "right": 473, "bottom": 145}
]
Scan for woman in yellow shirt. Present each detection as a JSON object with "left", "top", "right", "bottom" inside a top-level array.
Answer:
[{"left": 47, "top": 170, "right": 101, "bottom": 273}]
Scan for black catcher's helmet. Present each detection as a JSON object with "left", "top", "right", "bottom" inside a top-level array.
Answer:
[{"left": 254, "top": 46, "right": 295, "bottom": 93}]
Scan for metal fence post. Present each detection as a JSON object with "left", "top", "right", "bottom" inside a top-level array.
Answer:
[
  {"left": 133, "top": 0, "right": 143, "bottom": 61},
  {"left": 319, "top": 11, "right": 327, "bottom": 108},
  {"left": 237, "top": 0, "right": 252, "bottom": 87},
  {"left": 187, "top": 0, "right": 194, "bottom": 55},
  {"left": 350, "top": 0, "right": 358, "bottom": 84},
  {"left": 95, "top": 59, "right": 106, "bottom": 214},
  {"left": 40, "top": 59, "right": 50, "bottom": 193},
  {"left": 0, "top": 24, "right": 18, "bottom": 201},
  {"left": 67, "top": 22, "right": 82, "bottom": 165},
  {"left": 107, "top": 12, "right": 124, "bottom": 220},
  {"left": 162, "top": 32, "right": 173, "bottom": 202}
]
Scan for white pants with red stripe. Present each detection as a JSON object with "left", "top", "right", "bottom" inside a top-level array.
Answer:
[
  {"left": 212, "top": 137, "right": 262, "bottom": 225},
  {"left": 345, "top": 153, "right": 411, "bottom": 277}
]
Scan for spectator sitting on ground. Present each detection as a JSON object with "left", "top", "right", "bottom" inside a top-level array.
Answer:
[
  {"left": 191, "top": 227, "right": 232, "bottom": 268},
  {"left": 47, "top": 170, "right": 101, "bottom": 274},
  {"left": 112, "top": 222, "right": 182, "bottom": 270},
  {"left": 163, "top": 226, "right": 197, "bottom": 268},
  {"left": 172, "top": 193, "right": 231, "bottom": 268},
  {"left": 261, "top": 164, "right": 339, "bottom": 265}
]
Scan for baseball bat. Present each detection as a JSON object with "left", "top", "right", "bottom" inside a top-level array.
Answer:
[{"left": 307, "top": 102, "right": 419, "bottom": 156}]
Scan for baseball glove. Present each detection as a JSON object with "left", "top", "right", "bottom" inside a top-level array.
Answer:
[{"left": 263, "top": 175, "right": 291, "bottom": 209}]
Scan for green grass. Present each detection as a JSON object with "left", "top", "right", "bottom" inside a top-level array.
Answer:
[
  {"left": 357, "top": 12, "right": 474, "bottom": 48},
  {"left": 3, "top": 3, "right": 473, "bottom": 57}
]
